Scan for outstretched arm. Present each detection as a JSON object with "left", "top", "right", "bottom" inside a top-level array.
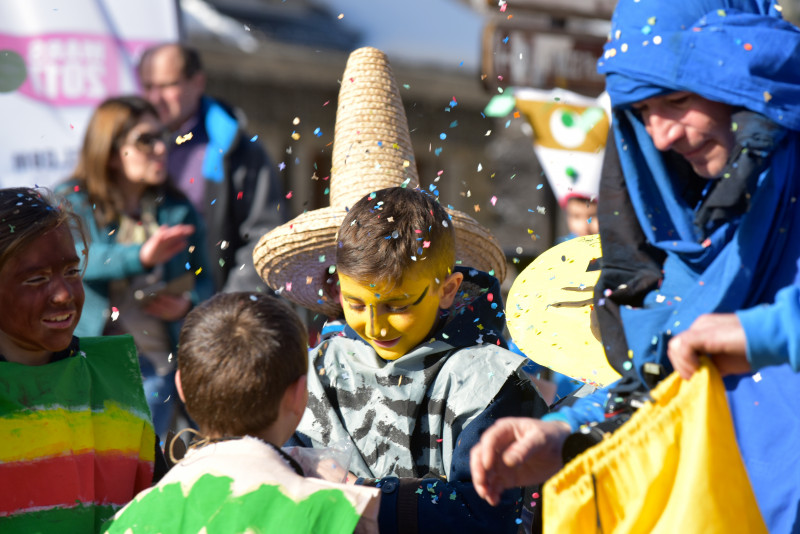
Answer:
[{"left": 470, "top": 418, "right": 570, "bottom": 507}]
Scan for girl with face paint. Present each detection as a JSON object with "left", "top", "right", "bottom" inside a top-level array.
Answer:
[{"left": 0, "top": 188, "right": 164, "bottom": 532}]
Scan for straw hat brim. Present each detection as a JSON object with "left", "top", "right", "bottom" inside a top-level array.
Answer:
[
  {"left": 506, "top": 234, "right": 621, "bottom": 388},
  {"left": 253, "top": 200, "right": 508, "bottom": 317}
]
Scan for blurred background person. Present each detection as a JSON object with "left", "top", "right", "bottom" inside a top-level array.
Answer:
[
  {"left": 558, "top": 193, "right": 598, "bottom": 243},
  {"left": 138, "top": 43, "right": 285, "bottom": 293},
  {"left": 58, "top": 95, "right": 214, "bottom": 440}
]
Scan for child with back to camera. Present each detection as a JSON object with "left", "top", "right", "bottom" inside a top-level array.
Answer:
[
  {"left": 102, "top": 291, "right": 380, "bottom": 534},
  {"left": 290, "top": 186, "right": 548, "bottom": 533},
  {"left": 0, "top": 187, "right": 162, "bottom": 533}
]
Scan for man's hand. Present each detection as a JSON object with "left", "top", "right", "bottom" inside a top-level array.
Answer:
[
  {"left": 667, "top": 313, "right": 751, "bottom": 380},
  {"left": 470, "top": 418, "right": 571, "bottom": 506}
]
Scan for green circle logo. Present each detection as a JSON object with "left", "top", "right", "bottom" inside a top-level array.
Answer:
[{"left": 0, "top": 50, "right": 27, "bottom": 93}]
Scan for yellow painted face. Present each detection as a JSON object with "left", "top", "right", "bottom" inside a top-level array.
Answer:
[{"left": 338, "top": 269, "right": 448, "bottom": 361}]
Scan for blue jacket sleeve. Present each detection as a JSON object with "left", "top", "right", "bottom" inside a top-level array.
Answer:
[
  {"left": 362, "top": 378, "right": 548, "bottom": 534},
  {"left": 542, "top": 386, "right": 608, "bottom": 432},
  {"left": 62, "top": 189, "right": 148, "bottom": 282},
  {"left": 737, "top": 282, "right": 800, "bottom": 372}
]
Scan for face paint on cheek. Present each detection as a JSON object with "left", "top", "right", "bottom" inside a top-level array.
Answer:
[{"left": 338, "top": 272, "right": 444, "bottom": 360}]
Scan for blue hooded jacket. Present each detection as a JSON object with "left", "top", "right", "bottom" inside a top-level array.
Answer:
[{"left": 547, "top": 1, "right": 800, "bottom": 531}]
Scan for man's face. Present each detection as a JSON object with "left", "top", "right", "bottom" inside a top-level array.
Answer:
[
  {"left": 338, "top": 268, "right": 459, "bottom": 361},
  {"left": 632, "top": 92, "right": 736, "bottom": 178},
  {"left": 139, "top": 46, "right": 205, "bottom": 131},
  {"left": 0, "top": 225, "right": 84, "bottom": 365}
]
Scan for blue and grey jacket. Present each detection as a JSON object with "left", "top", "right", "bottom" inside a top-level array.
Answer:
[{"left": 292, "top": 268, "right": 548, "bottom": 534}]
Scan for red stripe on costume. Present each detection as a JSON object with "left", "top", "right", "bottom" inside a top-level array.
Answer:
[{"left": 0, "top": 451, "right": 153, "bottom": 515}]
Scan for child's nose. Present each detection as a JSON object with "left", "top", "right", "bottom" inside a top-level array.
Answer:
[
  {"left": 366, "top": 305, "right": 384, "bottom": 338},
  {"left": 50, "top": 277, "right": 75, "bottom": 304}
]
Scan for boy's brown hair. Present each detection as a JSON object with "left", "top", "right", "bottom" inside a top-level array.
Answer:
[
  {"left": 336, "top": 187, "right": 455, "bottom": 289},
  {"left": 177, "top": 292, "right": 308, "bottom": 437}
]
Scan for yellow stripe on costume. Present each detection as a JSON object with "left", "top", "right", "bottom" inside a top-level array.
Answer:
[{"left": 0, "top": 401, "right": 154, "bottom": 463}]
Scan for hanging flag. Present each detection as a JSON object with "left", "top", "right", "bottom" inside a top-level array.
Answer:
[
  {"left": 0, "top": 0, "right": 180, "bottom": 189},
  {"left": 515, "top": 87, "right": 610, "bottom": 205}
]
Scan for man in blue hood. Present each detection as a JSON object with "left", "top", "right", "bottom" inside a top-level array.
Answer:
[{"left": 471, "top": 1, "right": 800, "bottom": 531}]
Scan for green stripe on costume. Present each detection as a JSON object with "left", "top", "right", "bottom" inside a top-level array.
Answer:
[
  {"left": 103, "top": 474, "right": 364, "bottom": 534},
  {"left": 1, "top": 503, "right": 118, "bottom": 534},
  {"left": 0, "top": 336, "right": 150, "bottom": 415}
]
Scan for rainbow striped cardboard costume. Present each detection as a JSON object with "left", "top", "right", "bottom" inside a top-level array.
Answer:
[{"left": 0, "top": 335, "right": 155, "bottom": 533}]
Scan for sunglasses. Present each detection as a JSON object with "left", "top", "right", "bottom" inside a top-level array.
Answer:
[{"left": 128, "top": 130, "right": 172, "bottom": 153}]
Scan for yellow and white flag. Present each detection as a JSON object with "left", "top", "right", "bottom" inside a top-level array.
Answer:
[{"left": 515, "top": 88, "right": 610, "bottom": 205}]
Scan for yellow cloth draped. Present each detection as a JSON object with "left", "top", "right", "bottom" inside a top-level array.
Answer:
[{"left": 544, "top": 360, "right": 767, "bottom": 533}]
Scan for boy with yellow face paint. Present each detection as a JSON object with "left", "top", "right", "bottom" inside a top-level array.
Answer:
[{"left": 289, "top": 186, "right": 548, "bottom": 534}]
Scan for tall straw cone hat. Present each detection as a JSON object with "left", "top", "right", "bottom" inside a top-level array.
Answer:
[{"left": 253, "top": 47, "right": 506, "bottom": 316}]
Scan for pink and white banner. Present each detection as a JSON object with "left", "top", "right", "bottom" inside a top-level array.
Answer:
[{"left": 0, "top": 0, "right": 179, "bottom": 189}]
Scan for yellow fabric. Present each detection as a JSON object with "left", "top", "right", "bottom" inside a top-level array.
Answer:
[{"left": 543, "top": 361, "right": 767, "bottom": 534}]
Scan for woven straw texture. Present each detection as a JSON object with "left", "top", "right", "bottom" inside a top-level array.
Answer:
[{"left": 253, "top": 47, "right": 506, "bottom": 316}]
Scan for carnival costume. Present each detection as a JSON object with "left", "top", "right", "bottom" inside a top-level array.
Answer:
[
  {"left": 546, "top": 1, "right": 800, "bottom": 531},
  {"left": 0, "top": 336, "right": 156, "bottom": 533},
  {"left": 103, "top": 435, "right": 380, "bottom": 534}
]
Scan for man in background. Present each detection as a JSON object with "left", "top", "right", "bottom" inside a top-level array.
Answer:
[{"left": 138, "top": 43, "right": 285, "bottom": 292}]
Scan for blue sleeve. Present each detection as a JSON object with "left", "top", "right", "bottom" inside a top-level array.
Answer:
[
  {"left": 62, "top": 190, "right": 147, "bottom": 281},
  {"left": 737, "top": 283, "right": 800, "bottom": 372},
  {"left": 542, "top": 387, "right": 608, "bottom": 432},
  {"left": 364, "top": 377, "right": 549, "bottom": 534}
]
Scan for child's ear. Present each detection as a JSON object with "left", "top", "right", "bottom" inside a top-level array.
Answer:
[
  {"left": 175, "top": 370, "right": 186, "bottom": 403},
  {"left": 437, "top": 271, "right": 464, "bottom": 309},
  {"left": 284, "top": 374, "right": 308, "bottom": 419}
]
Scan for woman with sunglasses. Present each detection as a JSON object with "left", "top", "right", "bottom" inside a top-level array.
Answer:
[{"left": 58, "top": 95, "right": 214, "bottom": 440}]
